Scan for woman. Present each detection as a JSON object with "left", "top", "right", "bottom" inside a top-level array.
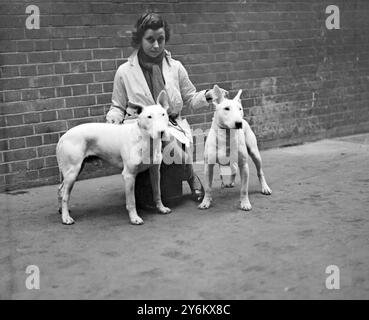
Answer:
[{"left": 106, "top": 12, "right": 217, "bottom": 206}]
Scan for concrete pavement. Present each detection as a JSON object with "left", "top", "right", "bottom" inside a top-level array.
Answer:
[{"left": 1, "top": 133, "right": 369, "bottom": 299}]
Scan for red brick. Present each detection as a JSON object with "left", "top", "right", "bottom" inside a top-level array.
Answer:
[
  {"left": 0, "top": 163, "right": 10, "bottom": 175},
  {"left": 70, "top": 62, "right": 86, "bottom": 73},
  {"left": 17, "top": 40, "right": 35, "bottom": 52},
  {"left": 52, "top": 39, "right": 68, "bottom": 50},
  {"left": 103, "top": 83, "right": 113, "bottom": 93},
  {"left": 19, "top": 65, "right": 37, "bottom": 77},
  {"left": 84, "top": 38, "right": 99, "bottom": 49},
  {"left": 24, "top": 113, "right": 40, "bottom": 124},
  {"left": 68, "top": 39, "right": 84, "bottom": 50},
  {"left": 43, "top": 133, "right": 59, "bottom": 145},
  {"left": 0, "top": 78, "right": 29, "bottom": 91},
  {"left": 6, "top": 114, "right": 23, "bottom": 126},
  {"left": 26, "top": 136, "right": 42, "bottom": 148},
  {"left": 0, "top": 139, "right": 8, "bottom": 151},
  {"left": 56, "top": 86, "right": 72, "bottom": 97},
  {"left": 9, "top": 138, "right": 25, "bottom": 150},
  {"left": 64, "top": 73, "right": 93, "bottom": 85},
  {"left": 45, "top": 156, "right": 58, "bottom": 168},
  {"left": 37, "top": 145, "right": 56, "bottom": 157},
  {"left": 4, "top": 148, "right": 36, "bottom": 162},
  {"left": 34, "top": 40, "right": 52, "bottom": 52},
  {"left": 89, "top": 106, "right": 105, "bottom": 116},
  {"left": 88, "top": 83, "right": 103, "bottom": 94},
  {"left": 65, "top": 95, "right": 95, "bottom": 108},
  {"left": 29, "top": 75, "right": 62, "bottom": 88},
  {"left": 94, "top": 71, "right": 114, "bottom": 82},
  {"left": 57, "top": 109, "right": 73, "bottom": 120},
  {"left": 10, "top": 161, "right": 28, "bottom": 172},
  {"left": 0, "top": 125, "right": 34, "bottom": 139},
  {"left": 37, "top": 64, "right": 55, "bottom": 75},
  {"left": 73, "top": 107, "right": 89, "bottom": 118},
  {"left": 61, "top": 50, "right": 92, "bottom": 61},
  {"left": 41, "top": 111, "right": 57, "bottom": 122},
  {"left": 28, "top": 158, "right": 44, "bottom": 170},
  {"left": 39, "top": 88, "right": 56, "bottom": 99},
  {"left": 86, "top": 61, "right": 101, "bottom": 72},
  {"left": 101, "top": 60, "right": 116, "bottom": 71},
  {"left": 34, "top": 121, "right": 67, "bottom": 135},
  {"left": 71, "top": 85, "right": 88, "bottom": 96},
  {"left": 25, "top": 170, "right": 39, "bottom": 181},
  {"left": 0, "top": 66, "right": 19, "bottom": 78},
  {"left": 22, "top": 89, "right": 39, "bottom": 101},
  {"left": 93, "top": 48, "right": 122, "bottom": 60},
  {"left": 39, "top": 167, "right": 59, "bottom": 179},
  {"left": 28, "top": 52, "right": 60, "bottom": 64},
  {"left": 31, "top": 99, "right": 65, "bottom": 112},
  {"left": 96, "top": 94, "right": 111, "bottom": 105},
  {"left": 0, "top": 40, "right": 17, "bottom": 53},
  {"left": 1, "top": 101, "right": 29, "bottom": 115},
  {"left": 0, "top": 53, "right": 27, "bottom": 65},
  {"left": 55, "top": 63, "right": 71, "bottom": 74},
  {"left": 3, "top": 91, "right": 22, "bottom": 103}
]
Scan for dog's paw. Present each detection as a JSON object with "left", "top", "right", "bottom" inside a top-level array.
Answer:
[
  {"left": 130, "top": 216, "right": 144, "bottom": 225},
  {"left": 198, "top": 198, "right": 212, "bottom": 210},
  {"left": 261, "top": 184, "right": 272, "bottom": 195},
  {"left": 62, "top": 216, "right": 75, "bottom": 225},
  {"left": 240, "top": 200, "right": 252, "bottom": 211},
  {"left": 157, "top": 206, "right": 171, "bottom": 214}
]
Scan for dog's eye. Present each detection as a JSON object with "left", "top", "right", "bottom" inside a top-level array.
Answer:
[
  {"left": 240, "top": 108, "right": 242, "bottom": 111},
  {"left": 162, "top": 113, "right": 165, "bottom": 116},
  {"left": 225, "top": 107, "right": 230, "bottom": 111},
  {"left": 148, "top": 115, "right": 152, "bottom": 119}
]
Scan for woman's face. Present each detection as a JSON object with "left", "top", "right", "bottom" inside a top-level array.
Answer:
[{"left": 141, "top": 27, "right": 166, "bottom": 58}]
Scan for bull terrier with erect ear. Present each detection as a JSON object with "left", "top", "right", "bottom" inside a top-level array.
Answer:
[
  {"left": 56, "top": 90, "right": 171, "bottom": 225},
  {"left": 199, "top": 85, "right": 272, "bottom": 211}
]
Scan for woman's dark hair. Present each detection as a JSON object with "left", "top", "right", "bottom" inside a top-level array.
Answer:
[{"left": 131, "top": 12, "right": 170, "bottom": 48}]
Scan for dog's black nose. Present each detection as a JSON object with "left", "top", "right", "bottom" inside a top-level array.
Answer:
[{"left": 235, "top": 121, "right": 242, "bottom": 129}]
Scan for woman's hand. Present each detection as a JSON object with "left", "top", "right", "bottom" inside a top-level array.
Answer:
[{"left": 106, "top": 107, "right": 125, "bottom": 124}]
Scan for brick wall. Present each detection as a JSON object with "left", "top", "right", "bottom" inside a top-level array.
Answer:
[{"left": 1, "top": 0, "right": 369, "bottom": 192}]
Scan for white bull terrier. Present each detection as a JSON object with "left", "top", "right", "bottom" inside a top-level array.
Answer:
[
  {"left": 199, "top": 85, "right": 272, "bottom": 211},
  {"left": 56, "top": 90, "right": 171, "bottom": 225}
]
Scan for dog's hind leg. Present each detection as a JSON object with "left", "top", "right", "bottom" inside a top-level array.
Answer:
[
  {"left": 56, "top": 139, "right": 84, "bottom": 225},
  {"left": 243, "top": 120, "right": 272, "bottom": 195},
  {"left": 122, "top": 168, "right": 144, "bottom": 225},
  {"left": 149, "top": 165, "right": 171, "bottom": 214},
  {"left": 59, "top": 165, "right": 80, "bottom": 225},
  {"left": 57, "top": 181, "right": 64, "bottom": 214}
]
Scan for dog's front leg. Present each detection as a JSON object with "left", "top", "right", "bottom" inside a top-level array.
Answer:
[
  {"left": 122, "top": 168, "right": 144, "bottom": 225},
  {"left": 149, "top": 165, "right": 171, "bottom": 214},
  {"left": 198, "top": 163, "right": 214, "bottom": 209},
  {"left": 238, "top": 161, "right": 252, "bottom": 211}
]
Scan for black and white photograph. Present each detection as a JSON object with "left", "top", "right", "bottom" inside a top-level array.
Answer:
[{"left": 0, "top": 0, "right": 368, "bottom": 303}]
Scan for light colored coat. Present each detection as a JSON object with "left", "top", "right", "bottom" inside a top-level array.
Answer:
[{"left": 109, "top": 49, "right": 209, "bottom": 118}]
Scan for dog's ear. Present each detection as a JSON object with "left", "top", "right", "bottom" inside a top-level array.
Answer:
[
  {"left": 156, "top": 90, "right": 169, "bottom": 110},
  {"left": 233, "top": 89, "right": 242, "bottom": 102},
  {"left": 212, "top": 85, "right": 225, "bottom": 105},
  {"left": 127, "top": 101, "right": 145, "bottom": 115},
  {"left": 135, "top": 105, "right": 144, "bottom": 115}
]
